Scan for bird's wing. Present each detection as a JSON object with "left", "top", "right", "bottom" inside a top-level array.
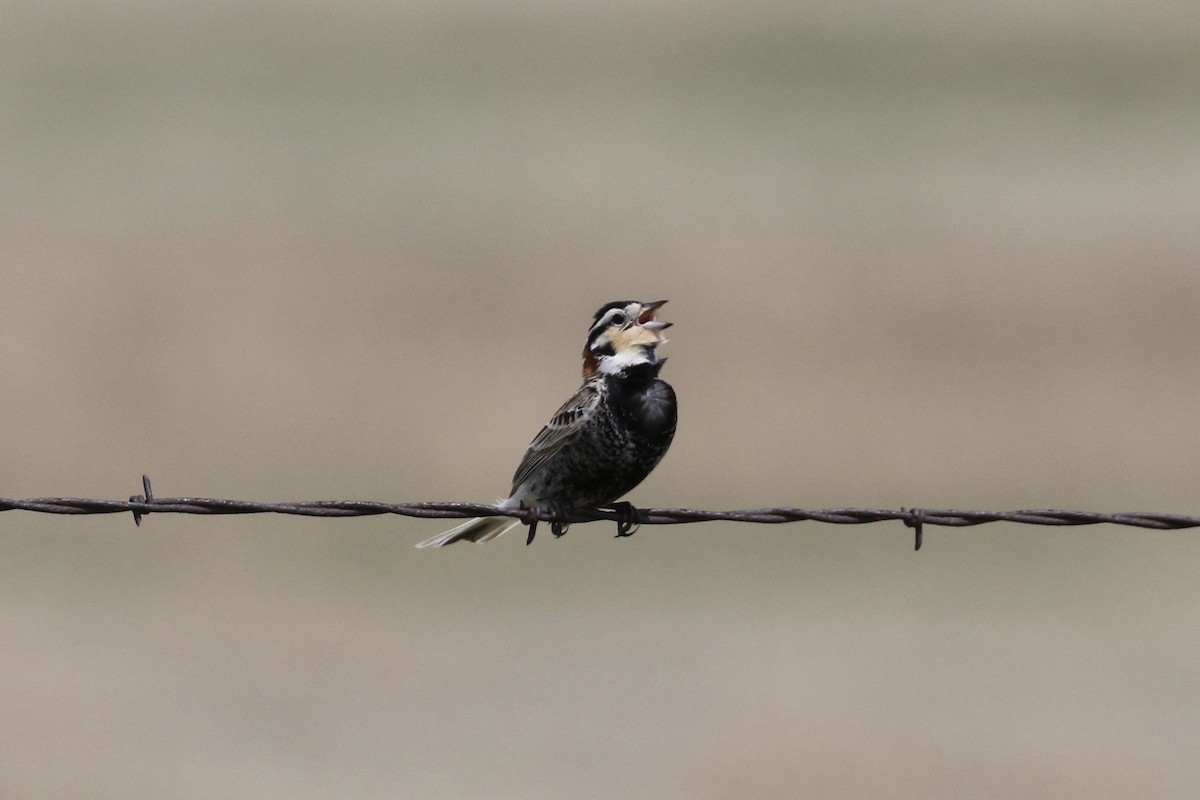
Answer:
[{"left": 509, "top": 381, "right": 602, "bottom": 494}]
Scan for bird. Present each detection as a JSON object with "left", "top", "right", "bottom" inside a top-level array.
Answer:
[{"left": 417, "top": 299, "right": 677, "bottom": 547}]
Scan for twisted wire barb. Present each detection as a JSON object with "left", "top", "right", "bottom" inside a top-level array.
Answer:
[{"left": 1, "top": 476, "right": 1197, "bottom": 550}]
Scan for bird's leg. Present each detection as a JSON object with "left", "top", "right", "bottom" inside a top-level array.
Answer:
[{"left": 608, "top": 501, "right": 642, "bottom": 538}]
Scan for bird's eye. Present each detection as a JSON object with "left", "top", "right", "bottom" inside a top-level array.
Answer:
[{"left": 609, "top": 312, "right": 628, "bottom": 326}]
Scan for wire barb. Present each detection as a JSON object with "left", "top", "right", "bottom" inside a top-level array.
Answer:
[
  {"left": 129, "top": 474, "right": 154, "bottom": 527},
  {"left": 523, "top": 507, "right": 539, "bottom": 546},
  {"left": 902, "top": 507, "right": 925, "bottom": 551}
]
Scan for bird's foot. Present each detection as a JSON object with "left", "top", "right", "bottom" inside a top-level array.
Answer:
[
  {"left": 548, "top": 502, "right": 571, "bottom": 538},
  {"left": 523, "top": 503, "right": 572, "bottom": 543},
  {"left": 608, "top": 502, "right": 642, "bottom": 538}
]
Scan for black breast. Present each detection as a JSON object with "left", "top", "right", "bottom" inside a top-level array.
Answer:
[{"left": 606, "top": 363, "right": 678, "bottom": 444}]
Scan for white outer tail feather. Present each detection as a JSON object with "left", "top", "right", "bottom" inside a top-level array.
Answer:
[
  {"left": 417, "top": 495, "right": 529, "bottom": 548},
  {"left": 415, "top": 515, "right": 522, "bottom": 548}
]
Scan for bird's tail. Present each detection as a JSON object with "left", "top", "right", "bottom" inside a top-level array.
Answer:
[{"left": 415, "top": 515, "right": 521, "bottom": 548}]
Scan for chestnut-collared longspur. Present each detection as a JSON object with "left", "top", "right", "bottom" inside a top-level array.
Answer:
[{"left": 417, "top": 300, "right": 677, "bottom": 547}]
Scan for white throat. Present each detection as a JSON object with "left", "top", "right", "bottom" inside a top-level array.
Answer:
[{"left": 595, "top": 346, "right": 661, "bottom": 376}]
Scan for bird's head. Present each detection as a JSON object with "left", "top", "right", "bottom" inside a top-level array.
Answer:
[{"left": 582, "top": 299, "right": 672, "bottom": 378}]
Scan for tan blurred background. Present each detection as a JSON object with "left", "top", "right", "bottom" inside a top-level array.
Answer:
[{"left": 3, "top": 0, "right": 1200, "bottom": 797}]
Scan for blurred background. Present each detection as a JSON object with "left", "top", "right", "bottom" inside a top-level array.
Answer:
[{"left": 3, "top": 0, "right": 1199, "bottom": 797}]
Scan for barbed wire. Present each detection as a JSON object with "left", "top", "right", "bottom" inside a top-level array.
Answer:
[{"left": 2, "top": 476, "right": 1197, "bottom": 550}]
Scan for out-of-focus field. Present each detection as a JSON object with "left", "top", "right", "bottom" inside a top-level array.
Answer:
[{"left": 3, "top": 1, "right": 1199, "bottom": 797}]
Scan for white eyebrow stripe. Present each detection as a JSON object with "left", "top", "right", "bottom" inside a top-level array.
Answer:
[{"left": 588, "top": 306, "right": 633, "bottom": 337}]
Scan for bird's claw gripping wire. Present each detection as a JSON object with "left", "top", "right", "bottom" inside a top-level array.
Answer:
[
  {"left": 523, "top": 503, "right": 571, "bottom": 544},
  {"left": 609, "top": 501, "right": 642, "bottom": 538},
  {"left": 548, "top": 503, "right": 571, "bottom": 538}
]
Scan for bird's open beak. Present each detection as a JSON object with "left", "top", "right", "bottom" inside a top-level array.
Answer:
[{"left": 637, "top": 299, "right": 671, "bottom": 330}]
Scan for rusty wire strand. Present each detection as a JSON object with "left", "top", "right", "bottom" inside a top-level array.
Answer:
[{"left": 1, "top": 476, "right": 1198, "bottom": 551}]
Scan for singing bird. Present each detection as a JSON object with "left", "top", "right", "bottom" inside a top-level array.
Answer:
[{"left": 417, "top": 300, "right": 677, "bottom": 547}]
